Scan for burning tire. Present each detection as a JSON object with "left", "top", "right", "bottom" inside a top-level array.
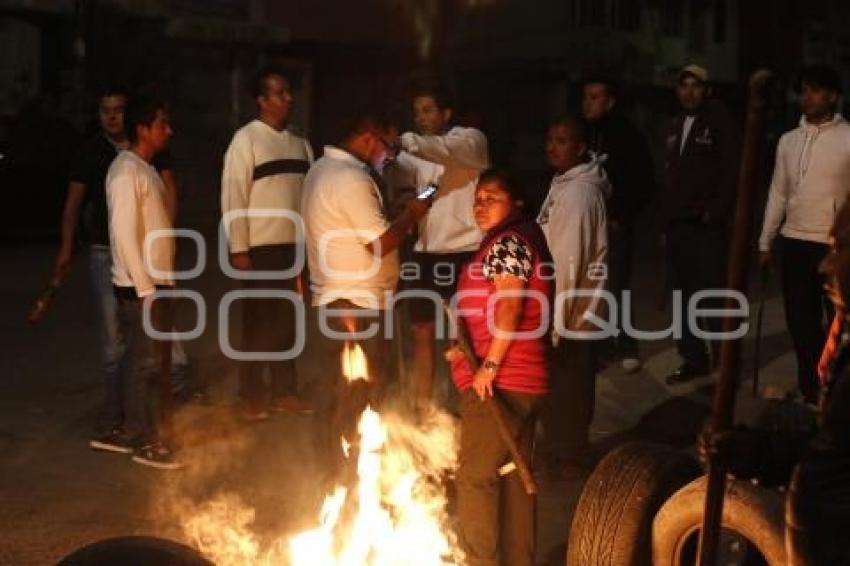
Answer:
[
  {"left": 566, "top": 442, "right": 701, "bottom": 566},
  {"left": 652, "top": 476, "right": 786, "bottom": 565},
  {"left": 57, "top": 535, "right": 212, "bottom": 566}
]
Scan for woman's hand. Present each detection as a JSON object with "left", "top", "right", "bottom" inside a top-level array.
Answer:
[{"left": 472, "top": 368, "right": 495, "bottom": 400}]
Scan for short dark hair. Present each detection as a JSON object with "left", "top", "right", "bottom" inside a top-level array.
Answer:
[
  {"left": 795, "top": 65, "right": 842, "bottom": 95},
  {"left": 96, "top": 85, "right": 128, "bottom": 104},
  {"left": 125, "top": 95, "right": 167, "bottom": 143},
  {"left": 411, "top": 82, "right": 455, "bottom": 111},
  {"left": 251, "top": 65, "right": 288, "bottom": 99},
  {"left": 339, "top": 103, "right": 399, "bottom": 144},
  {"left": 548, "top": 114, "right": 589, "bottom": 144},
  {"left": 582, "top": 76, "right": 619, "bottom": 100},
  {"left": 477, "top": 168, "right": 526, "bottom": 207}
]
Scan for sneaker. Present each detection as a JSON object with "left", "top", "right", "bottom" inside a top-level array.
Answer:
[
  {"left": 132, "top": 442, "right": 184, "bottom": 470},
  {"left": 270, "top": 395, "right": 315, "bottom": 415},
  {"left": 621, "top": 357, "right": 642, "bottom": 373},
  {"left": 89, "top": 429, "right": 134, "bottom": 454},
  {"left": 665, "top": 361, "right": 710, "bottom": 385}
]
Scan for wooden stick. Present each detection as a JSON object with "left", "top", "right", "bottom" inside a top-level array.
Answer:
[
  {"left": 697, "top": 69, "right": 773, "bottom": 566},
  {"left": 443, "top": 304, "right": 538, "bottom": 495}
]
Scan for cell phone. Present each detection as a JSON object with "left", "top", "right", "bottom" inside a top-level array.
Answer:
[{"left": 417, "top": 182, "right": 438, "bottom": 200}]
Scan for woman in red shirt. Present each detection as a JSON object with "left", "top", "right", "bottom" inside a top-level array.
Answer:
[{"left": 448, "top": 168, "right": 552, "bottom": 566}]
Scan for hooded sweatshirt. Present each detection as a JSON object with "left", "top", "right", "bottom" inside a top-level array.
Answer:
[
  {"left": 759, "top": 114, "right": 850, "bottom": 251},
  {"left": 537, "top": 157, "right": 611, "bottom": 334}
]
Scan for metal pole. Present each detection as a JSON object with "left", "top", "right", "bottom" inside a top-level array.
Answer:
[{"left": 697, "top": 69, "right": 773, "bottom": 566}]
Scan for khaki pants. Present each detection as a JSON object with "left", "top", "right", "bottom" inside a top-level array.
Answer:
[{"left": 456, "top": 389, "right": 541, "bottom": 566}]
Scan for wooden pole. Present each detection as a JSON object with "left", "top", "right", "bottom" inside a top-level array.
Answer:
[
  {"left": 697, "top": 69, "right": 773, "bottom": 566},
  {"left": 443, "top": 304, "right": 538, "bottom": 495}
]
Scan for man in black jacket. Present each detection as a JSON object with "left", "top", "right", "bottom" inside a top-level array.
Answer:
[
  {"left": 582, "top": 78, "right": 655, "bottom": 372},
  {"left": 663, "top": 64, "right": 739, "bottom": 384}
]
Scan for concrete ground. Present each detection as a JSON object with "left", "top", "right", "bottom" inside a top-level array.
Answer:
[{"left": 0, "top": 213, "right": 802, "bottom": 565}]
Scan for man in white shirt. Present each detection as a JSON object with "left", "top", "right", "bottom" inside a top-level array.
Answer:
[
  {"left": 221, "top": 66, "right": 314, "bottom": 420},
  {"left": 302, "top": 106, "right": 429, "bottom": 473},
  {"left": 758, "top": 65, "right": 850, "bottom": 403},
  {"left": 395, "top": 84, "right": 489, "bottom": 412},
  {"left": 106, "top": 96, "right": 181, "bottom": 470},
  {"left": 537, "top": 115, "right": 610, "bottom": 477}
]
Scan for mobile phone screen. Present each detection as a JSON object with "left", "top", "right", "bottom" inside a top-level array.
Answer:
[{"left": 417, "top": 183, "right": 438, "bottom": 200}]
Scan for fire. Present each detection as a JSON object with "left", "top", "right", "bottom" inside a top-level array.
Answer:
[
  {"left": 289, "top": 405, "right": 459, "bottom": 565},
  {"left": 342, "top": 341, "right": 369, "bottom": 382},
  {"left": 181, "top": 341, "right": 461, "bottom": 565}
]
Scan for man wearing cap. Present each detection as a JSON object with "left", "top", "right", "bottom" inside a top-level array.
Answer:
[
  {"left": 662, "top": 64, "right": 740, "bottom": 384},
  {"left": 758, "top": 65, "right": 850, "bottom": 404}
]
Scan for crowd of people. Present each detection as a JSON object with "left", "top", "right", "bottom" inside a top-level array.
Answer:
[{"left": 50, "top": 59, "right": 850, "bottom": 564}]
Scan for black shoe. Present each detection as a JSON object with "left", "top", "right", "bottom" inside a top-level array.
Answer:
[
  {"left": 89, "top": 429, "right": 134, "bottom": 454},
  {"left": 665, "top": 362, "right": 710, "bottom": 385}
]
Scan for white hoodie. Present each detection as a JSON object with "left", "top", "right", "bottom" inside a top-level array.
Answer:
[
  {"left": 759, "top": 114, "right": 850, "bottom": 251},
  {"left": 538, "top": 157, "right": 611, "bottom": 333}
]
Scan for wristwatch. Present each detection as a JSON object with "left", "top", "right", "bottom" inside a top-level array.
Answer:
[{"left": 482, "top": 359, "right": 500, "bottom": 374}]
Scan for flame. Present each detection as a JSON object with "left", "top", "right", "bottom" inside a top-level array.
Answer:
[
  {"left": 182, "top": 341, "right": 461, "bottom": 565},
  {"left": 288, "top": 406, "right": 460, "bottom": 565},
  {"left": 342, "top": 341, "right": 369, "bottom": 382}
]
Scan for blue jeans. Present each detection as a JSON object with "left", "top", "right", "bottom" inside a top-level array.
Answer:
[{"left": 88, "top": 246, "right": 124, "bottom": 431}]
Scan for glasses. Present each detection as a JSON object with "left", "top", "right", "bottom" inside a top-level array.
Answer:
[{"left": 377, "top": 136, "right": 401, "bottom": 154}]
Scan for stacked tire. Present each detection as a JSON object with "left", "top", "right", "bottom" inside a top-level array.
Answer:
[{"left": 566, "top": 442, "right": 786, "bottom": 565}]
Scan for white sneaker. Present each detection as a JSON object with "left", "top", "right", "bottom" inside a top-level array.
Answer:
[
  {"left": 132, "top": 442, "right": 184, "bottom": 470},
  {"left": 621, "top": 357, "right": 642, "bottom": 373}
]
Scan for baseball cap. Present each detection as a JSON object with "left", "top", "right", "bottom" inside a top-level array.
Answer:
[{"left": 678, "top": 64, "right": 709, "bottom": 83}]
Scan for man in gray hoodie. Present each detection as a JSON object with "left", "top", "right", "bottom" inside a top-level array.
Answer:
[{"left": 538, "top": 115, "right": 610, "bottom": 475}]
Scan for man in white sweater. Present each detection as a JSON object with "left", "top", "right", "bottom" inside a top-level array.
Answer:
[
  {"left": 759, "top": 65, "right": 850, "bottom": 403},
  {"left": 396, "top": 84, "right": 489, "bottom": 413},
  {"left": 538, "top": 115, "right": 610, "bottom": 476},
  {"left": 106, "top": 96, "right": 180, "bottom": 469},
  {"left": 221, "top": 67, "right": 313, "bottom": 420}
]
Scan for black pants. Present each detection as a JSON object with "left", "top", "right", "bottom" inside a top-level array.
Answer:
[
  {"left": 667, "top": 221, "right": 728, "bottom": 368},
  {"left": 239, "top": 244, "right": 300, "bottom": 406},
  {"left": 541, "top": 339, "right": 597, "bottom": 463},
  {"left": 780, "top": 237, "right": 833, "bottom": 401},
  {"left": 457, "top": 389, "right": 541, "bottom": 566},
  {"left": 608, "top": 225, "right": 638, "bottom": 356}
]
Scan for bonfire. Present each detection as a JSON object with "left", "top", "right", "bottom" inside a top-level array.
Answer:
[{"left": 184, "top": 342, "right": 462, "bottom": 566}]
